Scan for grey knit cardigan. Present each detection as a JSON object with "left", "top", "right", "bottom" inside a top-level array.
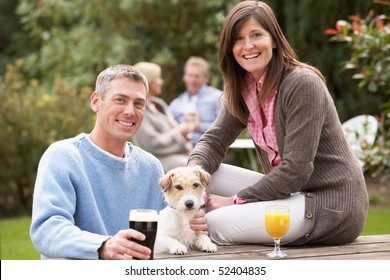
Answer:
[{"left": 188, "top": 67, "right": 368, "bottom": 245}]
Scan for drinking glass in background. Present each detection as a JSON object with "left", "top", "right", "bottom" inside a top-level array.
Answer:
[
  {"left": 264, "top": 205, "right": 290, "bottom": 259},
  {"left": 129, "top": 209, "right": 158, "bottom": 260},
  {"left": 183, "top": 103, "right": 197, "bottom": 139}
]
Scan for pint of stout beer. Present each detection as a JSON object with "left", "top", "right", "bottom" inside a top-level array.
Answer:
[{"left": 129, "top": 209, "right": 158, "bottom": 260}]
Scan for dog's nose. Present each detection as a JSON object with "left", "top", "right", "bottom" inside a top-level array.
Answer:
[{"left": 185, "top": 200, "right": 194, "bottom": 209}]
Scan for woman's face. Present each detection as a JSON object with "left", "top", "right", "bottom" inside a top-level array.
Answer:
[
  {"left": 232, "top": 17, "right": 275, "bottom": 82},
  {"left": 149, "top": 77, "right": 164, "bottom": 96}
]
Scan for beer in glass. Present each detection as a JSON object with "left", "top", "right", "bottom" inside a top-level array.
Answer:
[{"left": 129, "top": 209, "right": 158, "bottom": 260}]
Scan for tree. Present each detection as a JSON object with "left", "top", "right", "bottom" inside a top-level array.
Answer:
[{"left": 15, "top": 0, "right": 241, "bottom": 100}]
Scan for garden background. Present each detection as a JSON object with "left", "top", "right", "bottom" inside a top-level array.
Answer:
[{"left": 0, "top": 0, "right": 389, "bottom": 259}]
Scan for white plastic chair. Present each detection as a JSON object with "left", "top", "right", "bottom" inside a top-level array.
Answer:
[{"left": 341, "top": 115, "right": 378, "bottom": 167}]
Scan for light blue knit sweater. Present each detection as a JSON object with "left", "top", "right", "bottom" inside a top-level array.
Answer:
[{"left": 30, "top": 133, "right": 166, "bottom": 259}]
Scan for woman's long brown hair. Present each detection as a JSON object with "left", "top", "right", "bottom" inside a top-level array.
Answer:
[{"left": 218, "top": 1, "right": 325, "bottom": 124}]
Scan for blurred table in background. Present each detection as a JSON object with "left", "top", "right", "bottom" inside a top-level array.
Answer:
[{"left": 229, "top": 139, "right": 259, "bottom": 171}]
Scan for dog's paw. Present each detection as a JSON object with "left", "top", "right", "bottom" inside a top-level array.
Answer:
[
  {"left": 196, "top": 235, "right": 217, "bottom": 253},
  {"left": 169, "top": 244, "right": 188, "bottom": 255},
  {"left": 200, "top": 242, "right": 217, "bottom": 253}
]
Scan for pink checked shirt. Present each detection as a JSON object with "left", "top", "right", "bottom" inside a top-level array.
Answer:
[{"left": 242, "top": 72, "right": 281, "bottom": 168}]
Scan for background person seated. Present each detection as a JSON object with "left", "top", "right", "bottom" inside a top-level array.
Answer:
[
  {"left": 133, "top": 62, "right": 193, "bottom": 172},
  {"left": 169, "top": 56, "right": 224, "bottom": 146}
]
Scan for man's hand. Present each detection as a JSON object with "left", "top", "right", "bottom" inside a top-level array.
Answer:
[
  {"left": 178, "top": 123, "right": 194, "bottom": 141},
  {"left": 98, "top": 229, "right": 151, "bottom": 260}
]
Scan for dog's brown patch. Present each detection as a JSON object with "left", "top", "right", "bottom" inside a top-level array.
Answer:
[{"left": 159, "top": 166, "right": 211, "bottom": 210}]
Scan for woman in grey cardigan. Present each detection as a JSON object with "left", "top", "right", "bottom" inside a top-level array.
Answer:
[
  {"left": 188, "top": 1, "right": 368, "bottom": 246},
  {"left": 134, "top": 62, "right": 193, "bottom": 172}
]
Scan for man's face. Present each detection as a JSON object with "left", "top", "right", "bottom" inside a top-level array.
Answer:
[
  {"left": 91, "top": 78, "right": 147, "bottom": 144},
  {"left": 183, "top": 65, "right": 209, "bottom": 96}
]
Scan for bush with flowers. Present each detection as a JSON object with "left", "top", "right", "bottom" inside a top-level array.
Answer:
[{"left": 325, "top": 0, "right": 390, "bottom": 180}]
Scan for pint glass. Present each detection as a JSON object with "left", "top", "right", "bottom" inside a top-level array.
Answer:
[{"left": 129, "top": 209, "right": 158, "bottom": 260}]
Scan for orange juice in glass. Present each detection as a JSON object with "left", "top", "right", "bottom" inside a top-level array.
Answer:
[{"left": 264, "top": 205, "right": 290, "bottom": 258}]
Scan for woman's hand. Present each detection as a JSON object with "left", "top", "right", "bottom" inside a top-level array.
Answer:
[
  {"left": 206, "top": 194, "right": 234, "bottom": 212},
  {"left": 189, "top": 209, "right": 208, "bottom": 236}
]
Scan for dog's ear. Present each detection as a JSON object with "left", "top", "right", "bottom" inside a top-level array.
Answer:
[
  {"left": 195, "top": 166, "right": 211, "bottom": 187},
  {"left": 158, "top": 171, "right": 175, "bottom": 192}
]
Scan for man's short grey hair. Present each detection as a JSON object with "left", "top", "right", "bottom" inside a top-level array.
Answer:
[{"left": 95, "top": 64, "right": 149, "bottom": 99}]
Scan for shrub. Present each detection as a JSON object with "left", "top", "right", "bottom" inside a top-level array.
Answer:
[
  {"left": 325, "top": 0, "right": 390, "bottom": 181},
  {"left": 324, "top": 1, "right": 390, "bottom": 98},
  {"left": 0, "top": 60, "right": 94, "bottom": 217}
]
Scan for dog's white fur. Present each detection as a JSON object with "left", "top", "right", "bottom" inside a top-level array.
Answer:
[{"left": 155, "top": 165, "right": 217, "bottom": 255}]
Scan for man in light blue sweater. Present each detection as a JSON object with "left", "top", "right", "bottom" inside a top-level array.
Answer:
[{"left": 30, "top": 65, "right": 207, "bottom": 260}]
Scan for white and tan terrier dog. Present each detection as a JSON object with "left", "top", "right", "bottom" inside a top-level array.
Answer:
[{"left": 155, "top": 165, "right": 217, "bottom": 255}]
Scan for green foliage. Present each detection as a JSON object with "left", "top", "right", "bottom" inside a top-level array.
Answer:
[
  {"left": 15, "top": 0, "right": 241, "bottom": 101},
  {"left": 361, "top": 111, "right": 390, "bottom": 180},
  {"left": 0, "top": 60, "right": 94, "bottom": 217},
  {"left": 325, "top": 1, "right": 390, "bottom": 181},
  {"left": 0, "top": 0, "right": 33, "bottom": 73},
  {"left": 279, "top": 0, "right": 380, "bottom": 120},
  {"left": 369, "top": 193, "right": 383, "bottom": 205},
  {"left": 1, "top": 0, "right": 244, "bottom": 217},
  {"left": 325, "top": 8, "right": 390, "bottom": 99}
]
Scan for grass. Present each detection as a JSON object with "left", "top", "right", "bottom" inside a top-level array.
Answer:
[
  {"left": 1, "top": 216, "right": 40, "bottom": 260},
  {"left": 361, "top": 207, "right": 390, "bottom": 235},
  {"left": 1, "top": 208, "right": 390, "bottom": 260}
]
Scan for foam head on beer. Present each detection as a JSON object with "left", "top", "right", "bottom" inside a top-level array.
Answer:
[
  {"left": 129, "top": 209, "right": 158, "bottom": 222},
  {"left": 129, "top": 209, "right": 158, "bottom": 260}
]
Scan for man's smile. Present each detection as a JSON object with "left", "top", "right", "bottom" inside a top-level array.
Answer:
[{"left": 118, "top": 120, "right": 135, "bottom": 127}]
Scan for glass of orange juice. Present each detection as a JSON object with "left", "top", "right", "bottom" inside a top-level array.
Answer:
[{"left": 264, "top": 205, "right": 290, "bottom": 258}]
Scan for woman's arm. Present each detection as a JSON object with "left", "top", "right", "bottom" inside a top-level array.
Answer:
[{"left": 188, "top": 105, "right": 246, "bottom": 174}]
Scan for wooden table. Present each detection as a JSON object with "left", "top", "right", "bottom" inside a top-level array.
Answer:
[{"left": 155, "top": 234, "right": 390, "bottom": 260}]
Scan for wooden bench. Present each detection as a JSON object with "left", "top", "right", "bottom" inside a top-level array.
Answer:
[{"left": 155, "top": 234, "right": 390, "bottom": 260}]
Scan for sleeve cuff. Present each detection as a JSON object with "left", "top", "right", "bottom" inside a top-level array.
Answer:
[{"left": 232, "top": 194, "right": 246, "bottom": 204}]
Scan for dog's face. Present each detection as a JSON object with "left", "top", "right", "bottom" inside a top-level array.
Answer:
[{"left": 159, "top": 165, "right": 211, "bottom": 211}]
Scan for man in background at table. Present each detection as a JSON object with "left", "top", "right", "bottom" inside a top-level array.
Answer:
[
  {"left": 30, "top": 64, "right": 208, "bottom": 260},
  {"left": 169, "top": 56, "right": 223, "bottom": 146}
]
